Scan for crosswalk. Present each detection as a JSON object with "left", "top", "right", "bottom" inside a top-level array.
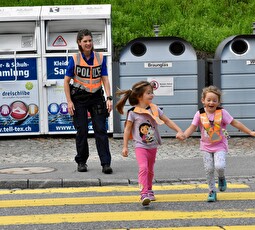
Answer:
[{"left": 0, "top": 183, "right": 255, "bottom": 229}]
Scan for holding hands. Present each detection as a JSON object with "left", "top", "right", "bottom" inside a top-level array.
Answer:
[
  {"left": 176, "top": 131, "right": 186, "bottom": 141},
  {"left": 249, "top": 131, "right": 255, "bottom": 137}
]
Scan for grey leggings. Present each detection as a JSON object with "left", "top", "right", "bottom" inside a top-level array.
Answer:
[{"left": 203, "top": 151, "right": 226, "bottom": 192}]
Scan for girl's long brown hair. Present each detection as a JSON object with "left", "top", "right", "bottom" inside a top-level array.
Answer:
[{"left": 115, "top": 81, "right": 153, "bottom": 114}]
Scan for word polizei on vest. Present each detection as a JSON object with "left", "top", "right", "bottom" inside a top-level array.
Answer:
[{"left": 76, "top": 66, "right": 102, "bottom": 78}]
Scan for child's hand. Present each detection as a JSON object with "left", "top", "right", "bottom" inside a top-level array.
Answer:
[
  {"left": 122, "top": 147, "right": 128, "bottom": 157},
  {"left": 176, "top": 131, "right": 186, "bottom": 141},
  {"left": 250, "top": 131, "right": 255, "bottom": 137}
]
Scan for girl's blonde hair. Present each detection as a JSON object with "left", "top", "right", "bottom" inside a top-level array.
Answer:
[
  {"left": 115, "top": 81, "right": 153, "bottom": 114},
  {"left": 201, "top": 85, "right": 222, "bottom": 102}
]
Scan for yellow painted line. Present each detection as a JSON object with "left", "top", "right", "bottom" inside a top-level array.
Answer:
[
  {"left": 0, "top": 192, "right": 255, "bottom": 208},
  {"left": 0, "top": 184, "right": 249, "bottom": 195},
  {"left": 117, "top": 228, "right": 224, "bottom": 230},
  {"left": 225, "top": 226, "right": 255, "bottom": 230},
  {"left": 116, "top": 226, "right": 255, "bottom": 230},
  {"left": 125, "top": 227, "right": 255, "bottom": 230},
  {"left": 0, "top": 210, "right": 255, "bottom": 226}
]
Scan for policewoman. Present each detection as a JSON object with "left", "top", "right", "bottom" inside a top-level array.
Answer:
[{"left": 64, "top": 29, "right": 113, "bottom": 174}]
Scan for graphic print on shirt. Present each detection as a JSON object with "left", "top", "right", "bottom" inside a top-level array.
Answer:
[{"left": 139, "top": 121, "right": 155, "bottom": 143}]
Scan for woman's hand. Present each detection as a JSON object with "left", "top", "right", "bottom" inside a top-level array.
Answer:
[
  {"left": 106, "top": 100, "right": 113, "bottom": 113},
  {"left": 68, "top": 101, "right": 75, "bottom": 116}
]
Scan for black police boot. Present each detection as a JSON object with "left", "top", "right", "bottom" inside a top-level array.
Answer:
[
  {"left": 77, "top": 163, "right": 88, "bottom": 172},
  {"left": 102, "top": 165, "right": 113, "bottom": 174}
]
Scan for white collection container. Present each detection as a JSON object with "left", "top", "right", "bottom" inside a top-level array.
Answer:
[
  {"left": 40, "top": 4, "right": 113, "bottom": 134},
  {"left": 0, "top": 6, "right": 42, "bottom": 136},
  {"left": 0, "top": 5, "right": 113, "bottom": 136}
]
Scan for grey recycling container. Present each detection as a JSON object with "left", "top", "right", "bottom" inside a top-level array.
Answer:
[
  {"left": 212, "top": 35, "right": 255, "bottom": 135},
  {"left": 113, "top": 36, "right": 205, "bottom": 137}
]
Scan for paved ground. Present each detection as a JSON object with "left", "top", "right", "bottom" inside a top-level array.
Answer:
[
  {"left": 0, "top": 135, "right": 254, "bottom": 189},
  {"left": 1, "top": 135, "right": 255, "bottom": 163}
]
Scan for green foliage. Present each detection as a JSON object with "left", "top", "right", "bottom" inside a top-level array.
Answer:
[{"left": 1, "top": 0, "right": 255, "bottom": 53}]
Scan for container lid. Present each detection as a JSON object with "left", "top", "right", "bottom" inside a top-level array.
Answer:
[
  {"left": 41, "top": 4, "right": 111, "bottom": 20},
  {"left": 0, "top": 6, "right": 41, "bottom": 21}
]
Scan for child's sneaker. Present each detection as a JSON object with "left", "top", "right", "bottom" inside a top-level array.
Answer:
[
  {"left": 140, "top": 194, "right": 151, "bottom": 206},
  {"left": 218, "top": 177, "right": 227, "bottom": 192},
  {"left": 207, "top": 191, "right": 217, "bottom": 202},
  {"left": 148, "top": 190, "right": 156, "bottom": 201}
]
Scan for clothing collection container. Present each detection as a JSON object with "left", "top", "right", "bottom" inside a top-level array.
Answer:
[
  {"left": 40, "top": 5, "right": 113, "bottom": 134},
  {"left": 0, "top": 6, "right": 42, "bottom": 136},
  {"left": 0, "top": 5, "right": 113, "bottom": 136}
]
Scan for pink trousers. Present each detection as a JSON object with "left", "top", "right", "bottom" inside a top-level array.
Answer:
[{"left": 135, "top": 147, "right": 157, "bottom": 195}]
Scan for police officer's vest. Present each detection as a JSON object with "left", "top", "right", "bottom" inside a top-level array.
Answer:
[
  {"left": 126, "top": 103, "right": 164, "bottom": 139},
  {"left": 199, "top": 107, "right": 222, "bottom": 143},
  {"left": 73, "top": 51, "right": 103, "bottom": 93}
]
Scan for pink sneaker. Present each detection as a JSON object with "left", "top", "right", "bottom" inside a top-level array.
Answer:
[
  {"left": 141, "top": 194, "right": 151, "bottom": 206},
  {"left": 148, "top": 190, "right": 156, "bottom": 201}
]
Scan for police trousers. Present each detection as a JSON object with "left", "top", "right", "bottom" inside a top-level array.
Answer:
[{"left": 72, "top": 93, "right": 111, "bottom": 167}]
